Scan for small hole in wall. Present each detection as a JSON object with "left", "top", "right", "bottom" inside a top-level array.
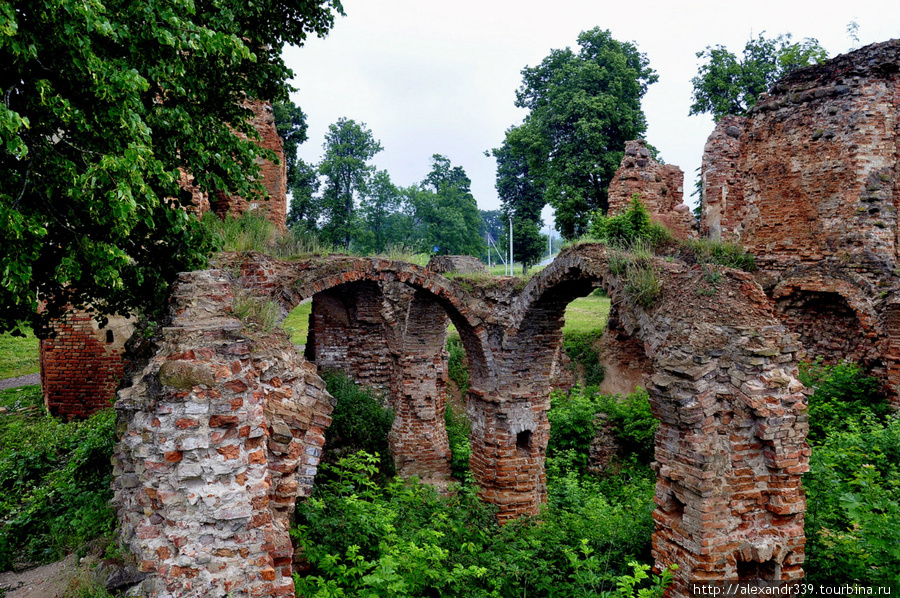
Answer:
[
  {"left": 737, "top": 558, "right": 778, "bottom": 581},
  {"left": 516, "top": 430, "right": 532, "bottom": 453},
  {"left": 105, "top": 330, "right": 114, "bottom": 344}
]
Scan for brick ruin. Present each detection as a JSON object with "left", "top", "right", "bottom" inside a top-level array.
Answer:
[
  {"left": 112, "top": 245, "right": 809, "bottom": 595},
  {"left": 39, "top": 99, "right": 286, "bottom": 418},
  {"left": 699, "top": 39, "right": 900, "bottom": 404},
  {"left": 51, "top": 37, "right": 900, "bottom": 594},
  {"left": 608, "top": 139, "right": 697, "bottom": 240}
]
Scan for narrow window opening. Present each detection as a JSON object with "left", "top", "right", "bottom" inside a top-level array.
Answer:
[
  {"left": 105, "top": 330, "right": 114, "bottom": 344},
  {"left": 516, "top": 430, "right": 532, "bottom": 453}
]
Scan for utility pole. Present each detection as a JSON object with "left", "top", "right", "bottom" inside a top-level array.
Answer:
[{"left": 509, "top": 215, "right": 514, "bottom": 276}]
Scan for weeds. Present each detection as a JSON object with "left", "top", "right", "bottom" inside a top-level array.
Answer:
[{"left": 231, "top": 290, "right": 281, "bottom": 334}]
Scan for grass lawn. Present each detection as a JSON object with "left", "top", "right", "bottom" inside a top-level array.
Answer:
[
  {"left": 0, "top": 333, "right": 40, "bottom": 379},
  {"left": 562, "top": 293, "right": 610, "bottom": 334},
  {"left": 282, "top": 300, "right": 312, "bottom": 345}
]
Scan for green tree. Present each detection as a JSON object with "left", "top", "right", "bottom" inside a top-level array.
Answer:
[
  {"left": 356, "top": 169, "right": 403, "bottom": 253},
  {"left": 286, "top": 158, "right": 321, "bottom": 234},
  {"left": 0, "top": 0, "right": 343, "bottom": 335},
  {"left": 690, "top": 33, "right": 827, "bottom": 121},
  {"left": 415, "top": 155, "right": 486, "bottom": 256},
  {"left": 510, "top": 28, "right": 657, "bottom": 240},
  {"left": 317, "top": 118, "right": 383, "bottom": 249},
  {"left": 273, "top": 100, "right": 309, "bottom": 189},
  {"left": 491, "top": 133, "right": 545, "bottom": 274}
]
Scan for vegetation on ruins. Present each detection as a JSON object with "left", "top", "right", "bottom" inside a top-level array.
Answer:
[
  {"left": 0, "top": 0, "right": 344, "bottom": 336},
  {"left": 690, "top": 33, "right": 828, "bottom": 121},
  {"left": 497, "top": 28, "right": 657, "bottom": 240}
]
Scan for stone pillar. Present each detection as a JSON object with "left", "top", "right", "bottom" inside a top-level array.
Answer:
[
  {"left": 306, "top": 282, "right": 393, "bottom": 388},
  {"left": 385, "top": 289, "right": 452, "bottom": 482},
  {"left": 701, "top": 115, "right": 745, "bottom": 240},
  {"left": 649, "top": 325, "right": 808, "bottom": 592},
  {"left": 466, "top": 389, "right": 549, "bottom": 522}
]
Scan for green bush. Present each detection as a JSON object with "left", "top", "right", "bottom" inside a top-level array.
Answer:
[
  {"left": 320, "top": 370, "right": 395, "bottom": 475},
  {"left": 798, "top": 359, "right": 889, "bottom": 445},
  {"left": 562, "top": 329, "right": 605, "bottom": 386},
  {"left": 800, "top": 360, "right": 900, "bottom": 584},
  {"left": 293, "top": 450, "right": 664, "bottom": 598},
  {"left": 0, "top": 386, "right": 116, "bottom": 570},
  {"left": 547, "top": 386, "right": 658, "bottom": 472},
  {"left": 444, "top": 402, "right": 471, "bottom": 480},
  {"left": 590, "top": 195, "right": 671, "bottom": 249},
  {"left": 446, "top": 333, "right": 470, "bottom": 396}
]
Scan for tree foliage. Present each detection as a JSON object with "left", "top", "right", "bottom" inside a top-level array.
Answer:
[
  {"left": 0, "top": 0, "right": 344, "bottom": 335},
  {"left": 491, "top": 136, "right": 545, "bottom": 274},
  {"left": 317, "top": 117, "right": 382, "bottom": 249},
  {"left": 689, "top": 32, "right": 827, "bottom": 121},
  {"left": 508, "top": 28, "right": 657, "bottom": 240}
]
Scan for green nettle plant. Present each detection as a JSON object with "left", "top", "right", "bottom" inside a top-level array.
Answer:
[{"left": 800, "top": 360, "right": 900, "bottom": 584}]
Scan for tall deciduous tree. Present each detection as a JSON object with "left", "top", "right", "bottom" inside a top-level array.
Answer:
[
  {"left": 490, "top": 133, "right": 545, "bottom": 274},
  {"left": 317, "top": 118, "right": 382, "bottom": 249},
  {"left": 356, "top": 169, "right": 403, "bottom": 253},
  {"left": 0, "top": 0, "right": 343, "bottom": 335},
  {"left": 690, "top": 33, "right": 827, "bottom": 121},
  {"left": 409, "top": 155, "right": 485, "bottom": 257},
  {"left": 510, "top": 28, "right": 657, "bottom": 240}
]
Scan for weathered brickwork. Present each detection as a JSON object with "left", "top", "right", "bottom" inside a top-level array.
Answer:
[
  {"left": 700, "top": 40, "right": 900, "bottom": 404},
  {"left": 40, "top": 309, "right": 133, "bottom": 419},
  {"left": 115, "top": 244, "right": 809, "bottom": 595},
  {"left": 608, "top": 139, "right": 696, "bottom": 239},
  {"left": 113, "top": 269, "right": 333, "bottom": 598},
  {"left": 210, "top": 99, "right": 287, "bottom": 229}
]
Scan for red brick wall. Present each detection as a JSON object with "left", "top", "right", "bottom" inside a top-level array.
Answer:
[
  {"left": 40, "top": 309, "right": 132, "bottom": 419},
  {"left": 608, "top": 139, "right": 696, "bottom": 239},
  {"left": 211, "top": 99, "right": 287, "bottom": 229}
]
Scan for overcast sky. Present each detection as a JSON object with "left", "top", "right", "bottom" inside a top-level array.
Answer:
[{"left": 282, "top": 0, "right": 900, "bottom": 230}]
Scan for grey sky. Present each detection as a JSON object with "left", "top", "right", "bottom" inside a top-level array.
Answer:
[{"left": 283, "top": 0, "right": 899, "bottom": 229}]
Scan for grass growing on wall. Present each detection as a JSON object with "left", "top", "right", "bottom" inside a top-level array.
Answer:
[{"left": 0, "top": 332, "right": 40, "bottom": 379}]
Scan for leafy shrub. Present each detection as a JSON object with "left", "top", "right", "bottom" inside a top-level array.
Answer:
[
  {"left": 446, "top": 333, "right": 470, "bottom": 395},
  {"left": 444, "top": 402, "right": 471, "bottom": 480},
  {"left": 320, "top": 370, "right": 395, "bottom": 475},
  {"left": 800, "top": 359, "right": 899, "bottom": 584},
  {"left": 562, "top": 329, "right": 605, "bottom": 386},
  {"left": 798, "top": 359, "right": 889, "bottom": 445},
  {"left": 0, "top": 386, "right": 116, "bottom": 570},
  {"left": 293, "top": 450, "right": 665, "bottom": 598},
  {"left": 590, "top": 195, "right": 671, "bottom": 249},
  {"left": 548, "top": 386, "right": 658, "bottom": 472}
]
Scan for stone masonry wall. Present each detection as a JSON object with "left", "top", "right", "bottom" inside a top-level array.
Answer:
[
  {"left": 701, "top": 115, "right": 746, "bottom": 240},
  {"left": 608, "top": 139, "right": 696, "bottom": 240},
  {"left": 113, "top": 269, "right": 334, "bottom": 598}
]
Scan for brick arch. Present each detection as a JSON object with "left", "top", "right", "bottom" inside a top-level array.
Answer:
[
  {"left": 770, "top": 273, "right": 883, "bottom": 366},
  {"left": 498, "top": 243, "right": 810, "bottom": 591},
  {"left": 222, "top": 251, "right": 497, "bottom": 387}
]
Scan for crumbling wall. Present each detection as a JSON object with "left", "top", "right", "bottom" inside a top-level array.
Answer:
[
  {"left": 40, "top": 310, "right": 133, "bottom": 419},
  {"left": 426, "top": 255, "right": 488, "bottom": 274},
  {"left": 699, "top": 39, "right": 900, "bottom": 403},
  {"left": 211, "top": 99, "right": 287, "bottom": 229},
  {"left": 608, "top": 140, "right": 696, "bottom": 239},
  {"left": 701, "top": 115, "right": 746, "bottom": 240},
  {"left": 113, "top": 269, "right": 333, "bottom": 598}
]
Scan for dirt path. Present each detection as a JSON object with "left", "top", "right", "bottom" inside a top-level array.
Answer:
[
  {"left": 0, "top": 374, "right": 40, "bottom": 392},
  {"left": 0, "top": 555, "right": 89, "bottom": 598}
]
